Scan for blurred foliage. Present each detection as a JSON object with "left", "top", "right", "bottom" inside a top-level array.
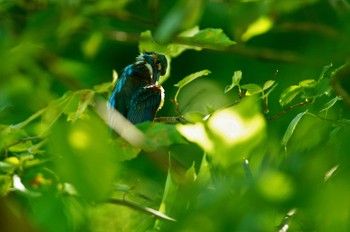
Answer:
[{"left": 1, "top": 0, "right": 350, "bottom": 232}]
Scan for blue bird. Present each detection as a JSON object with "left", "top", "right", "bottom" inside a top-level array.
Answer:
[{"left": 108, "top": 52, "right": 168, "bottom": 125}]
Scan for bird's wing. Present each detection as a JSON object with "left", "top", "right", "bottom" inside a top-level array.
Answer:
[
  {"left": 108, "top": 65, "right": 135, "bottom": 129},
  {"left": 109, "top": 65, "right": 133, "bottom": 108},
  {"left": 127, "top": 85, "right": 164, "bottom": 124}
]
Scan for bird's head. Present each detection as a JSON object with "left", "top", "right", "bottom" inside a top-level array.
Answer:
[{"left": 136, "top": 52, "right": 168, "bottom": 83}]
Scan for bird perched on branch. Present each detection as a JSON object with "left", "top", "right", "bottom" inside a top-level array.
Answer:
[{"left": 108, "top": 52, "right": 168, "bottom": 125}]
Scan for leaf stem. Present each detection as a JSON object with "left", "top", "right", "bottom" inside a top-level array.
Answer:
[
  {"left": 266, "top": 100, "right": 312, "bottom": 121},
  {"left": 108, "top": 198, "right": 176, "bottom": 222}
]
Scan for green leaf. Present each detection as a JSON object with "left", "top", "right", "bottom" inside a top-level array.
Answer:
[
  {"left": 67, "top": 90, "right": 95, "bottom": 122},
  {"left": 177, "top": 28, "right": 236, "bottom": 49},
  {"left": 175, "top": 69, "right": 211, "bottom": 88},
  {"left": 281, "top": 111, "right": 308, "bottom": 149},
  {"left": 40, "top": 92, "right": 74, "bottom": 135},
  {"left": 137, "top": 122, "right": 187, "bottom": 149},
  {"left": 207, "top": 97, "right": 266, "bottom": 166},
  {"left": 179, "top": 97, "right": 266, "bottom": 167},
  {"left": 319, "top": 63, "right": 333, "bottom": 81},
  {"left": 49, "top": 113, "right": 118, "bottom": 201},
  {"left": 8, "top": 140, "right": 33, "bottom": 153},
  {"left": 196, "top": 153, "right": 212, "bottom": 186},
  {"left": 183, "top": 111, "right": 207, "bottom": 122},
  {"left": 0, "top": 175, "right": 12, "bottom": 197},
  {"left": 177, "top": 123, "right": 213, "bottom": 154},
  {"left": 111, "top": 137, "right": 141, "bottom": 161},
  {"left": 263, "top": 80, "right": 276, "bottom": 91},
  {"left": 139, "top": 30, "right": 168, "bottom": 55},
  {"left": 299, "top": 79, "right": 316, "bottom": 88},
  {"left": 174, "top": 70, "right": 211, "bottom": 101},
  {"left": 0, "top": 161, "right": 17, "bottom": 173},
  {"left": 279, "top": 85, "right": 302, "bottom": 107},
  {"left": 241, "top": 16, "right": 273, "bottom": 41},
  {"left": 139, "top": 30, "right": 200, "bottom": 58},
  {"left": 320, "top": 96, "right": 342, "bottom": 112},
  {"left": 154, "top": 0, "right": 205, "bottom": 43},
  {"left": 225, "top": 70, "right": 242, "bottom": 93},
  {"left": 315, "top": 78, "right": 332, "bottom": 97},
  {"left": 154, "top": 157, "right": 180, "bottom": 229},
  {"left": 93, "top": 81, "right": 115, "bottom": 94},
  {"left": 241, "top": 83, "right": 263, "bottom": 95}
]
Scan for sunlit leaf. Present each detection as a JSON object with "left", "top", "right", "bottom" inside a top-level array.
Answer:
[
  {"left": 137, "top": 122, "right": 187, "bottom": 149},
  {"left": 179, "top": 97, "right": 266, "bottom": 167},
  {"left": 8, "top": 140, "right": 32, "bottom": 153},
  {"left": 177, "top": 123, "right": 214, "bottom": 154},
  {"left": 264, "top": 82, "right": 278, "bottom": 97},
  {"left": 281, "top": 110, "right": 308, "bottom": 149},
  {"left": 263, "top": 80, "right": 276, "bottom": 91},
  {"left": 207, "top": 97, "right": 266, "bottom": 166},
  {"left": 178, "top": 28, "right": 236, "bottom": 49},
  {"left": 299, "top": 79, "right": 316, "bottom": 88},
  {"left": 140, "top": 29, "right": 199, "bottom": 57},
  {"left": 279, "top": 85, "right": 302, "bottom": 106},
  {"left": 225, "top": 70, "right": 242, "bottom": 93},
  {"left": 241, "top": 16, "right": 273, "bottom": 41},
  {"left": 241, "top": 83, "right": 263, "bottom": 95},
  {"left": 139, "top": 30, "right": 168, "bottom": 54}
]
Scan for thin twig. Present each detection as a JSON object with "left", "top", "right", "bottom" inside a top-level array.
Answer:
[
  {"left": 108, "top": 198, "right": 176, "bottom": 222},
  {"left": 5, "top": 136, "right": 43, "bottom": 150},
  {"left": 154, "top": 116, "right": 187, "bottom": 124},
  {"left": 306, "top": 112, "right": 350, "bottom": 126},
  {"left": 265, "top": 100, "right": 312, "bottom": 121},
  {"left": 170, "top": 99, "right": 184, "bottom": 117}
]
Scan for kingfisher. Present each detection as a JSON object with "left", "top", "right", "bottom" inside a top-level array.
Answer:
[{"left": 108, "top": 52, "right": 168, "bottom": 125}]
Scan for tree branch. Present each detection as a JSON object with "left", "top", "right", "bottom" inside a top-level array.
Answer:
[
  {"left": 265, "top": 100, "right": 312, "bottom": 121},
  {"left": 108, "top": 198, "right": 176, "bottom": 222}
]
